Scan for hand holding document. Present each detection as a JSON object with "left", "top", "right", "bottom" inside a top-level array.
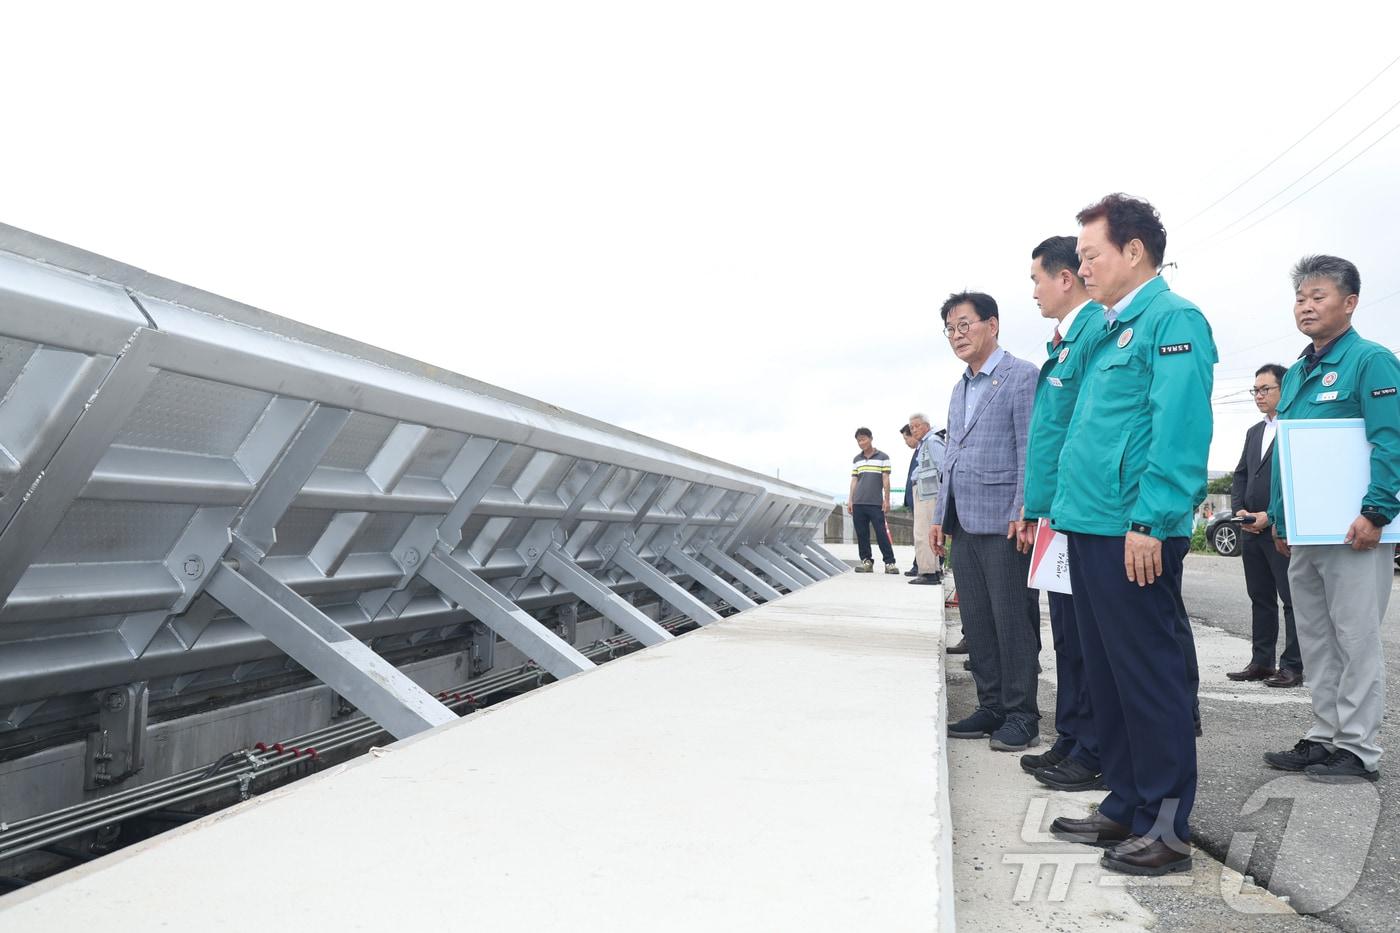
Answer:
[
  {"left": 1275, "top": 418, "right": 1400, "bottom": 546},
  {"left": 1027, "top": 518, "right": 1071, "bottom": 594}
]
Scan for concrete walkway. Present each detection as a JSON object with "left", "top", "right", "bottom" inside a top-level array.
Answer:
[{"left": 0, "top": 552, "right": 954, "bottom": 931}]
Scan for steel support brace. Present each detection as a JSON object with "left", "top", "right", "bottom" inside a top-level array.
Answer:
[
  {"left": 206, "top": 557, "right": 455, "bottom": 740},
  {"left": 772, "top": 542, "right": 831, "bottom": 580},
  {"left": 611, "top": 546, "right": 722, "bottom": 625},
  {"left": 735, "top": 544, "right": 804, "bottom": 592},
  {"left": 700, "top": 544, "right": 783, "bottom": 601},
  {"left": 0, "top": 333, "right": 159, "bottom": 604},
  {"left": 803, "top": 543, "right": 848, "bottom": 575},
  {"left": 538, "top": 548, "right": 672, "bottom": 647},
  {"left": 234, "top": 405, "right": 353, "bottom": 558},
  {"left": 662, "top": 546, "right": 757, "bottom": 610},
  {"left": 755, "top": 544, "right": 817, "bottom": 585},
  {"left": 420, "top": 552, "right": 594, "bottom": 679}
]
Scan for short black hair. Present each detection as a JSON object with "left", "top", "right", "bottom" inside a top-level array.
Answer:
[
  {"left": 899, "top": 423, "right": 913, "bottom": 436},
  {"left": 1076, "top": 193, "right": 1167, "bottom": 268},
  {"left": 1032, "top": 236, "right": 1084, "bottom": 283},
  {"left": 939, "top": 291, "right": 999, "bottom": 323},
  {"left": 1255, "top": 363, "right": 1287, "bottom": 383},
  {"left": 854, "top": 427, "right": 872, "bottom": 440}
]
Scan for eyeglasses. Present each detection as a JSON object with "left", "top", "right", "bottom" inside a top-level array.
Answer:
[
  {"left": 1247, "top": 386, "right": 1278, "bottom": 397},
  {"left": 942, "top": 319, "right": 983, "bottom": 339}
]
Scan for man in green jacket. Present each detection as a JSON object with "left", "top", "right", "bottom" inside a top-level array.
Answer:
[
  {"left": 1263, "top": 255, "right": 1400, "bottom": 782},
  {"left": 1017, "top": 235, "right": 1107, "bottom": 793},
  {"left": 1046, "top": 194, "right": 1215, "bottom": 877}
]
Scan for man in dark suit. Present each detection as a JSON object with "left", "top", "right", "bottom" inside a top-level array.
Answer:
[{"left": 1227, "top": 363, "right": 1302, "bottom": 688}]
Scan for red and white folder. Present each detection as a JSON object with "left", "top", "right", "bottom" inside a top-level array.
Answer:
[{"left": 1027, "top": 518, "right": 1071, "bottom": 595}]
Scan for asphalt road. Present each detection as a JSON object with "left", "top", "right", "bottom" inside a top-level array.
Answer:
[
  {"left": 1182, "top": 550, "right": 1400, "bottom": 932},
  {"left": 945, "top": 549, "right": 1400, "bottom": 930}
]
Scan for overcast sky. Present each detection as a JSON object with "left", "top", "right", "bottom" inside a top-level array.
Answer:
[{"left": 4, "top": 2, "right": 1399, "bottom": 498}]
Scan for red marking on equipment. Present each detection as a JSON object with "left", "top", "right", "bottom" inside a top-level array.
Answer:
[
  {"left": 272, "top": 743, "right": 284, "bottom": 753},
  {"left": 254, "top": 742, "right": 267, "bottom": 752},
  {"left": 306, "top": 748, "right": 319, "bottom": 760},
  {"left": 290, "top": 747, "right": 301, "bottom": 758}
]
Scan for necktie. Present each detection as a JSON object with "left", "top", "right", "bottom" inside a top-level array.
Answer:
[{"left": 1051, "top": 326, "right": 1062, "bottom": 349}]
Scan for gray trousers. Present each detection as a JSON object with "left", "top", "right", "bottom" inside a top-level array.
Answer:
[
  {"left": 1289, "top": 544, "right": 1394, "bottom": 770},
  {"left": 949, "top": 518, "right": 1039, "bottom": 724}
]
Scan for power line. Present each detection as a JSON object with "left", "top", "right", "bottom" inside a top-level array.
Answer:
[
  {"left": 1227, "top": 120, "right": 1400, "bottom": 241},
  {"left": 1179, "top": 52, "right": 1400, "bottom": 228},
  {"left": 1180, "top": 98, "right": 1400, "bottom": 256}
]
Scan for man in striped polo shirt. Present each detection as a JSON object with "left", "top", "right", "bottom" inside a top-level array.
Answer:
[{"left": 848, "top": 427, "right": 898, "bottom": 573}]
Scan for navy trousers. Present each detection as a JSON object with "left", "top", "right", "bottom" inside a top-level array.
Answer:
[
  {"left": 1067, "top": 533, "right": 1196, "bottom": 843},
  {"left": 1048, "top": 591, "right": 1100, "bottom": 771},
  {"left": 851, "top": 504, "right": 895, "bottom": 564}
]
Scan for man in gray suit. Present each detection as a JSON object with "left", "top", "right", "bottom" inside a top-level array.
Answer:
[{"left": 931, "top": 291, "right": 1042, "bottom": 751}]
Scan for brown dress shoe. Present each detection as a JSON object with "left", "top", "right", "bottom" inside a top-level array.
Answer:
[
  {"left": 1100, "top": 835, "right": 1192, "bottom": 876},
  {"left": 946, "top": 638, "right": 968, "bottom": 654},
  {"left": 1226, "top": 661, "right": 1276, "bottom": 681},
  {"left": 1049, "top": 811, "right": 1132, "bottom": 847},
  {"left": 1265, "top": 668, "right": 1303, "bottom": 688}
]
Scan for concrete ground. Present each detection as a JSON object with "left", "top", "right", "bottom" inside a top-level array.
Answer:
[
  {"left": 832, "top": 542, "right": 1332, "bottom": 930},
  {"left": 935, "top": 542, "right": 1400, "bottom": 932},
  {"left": 1181, "top": 550, "right": 1400, "bottom": 933}
]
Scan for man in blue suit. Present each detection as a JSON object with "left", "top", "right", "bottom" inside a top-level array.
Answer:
[{"left": 930, "top": 291, "right": 1042, "bottom": 751}]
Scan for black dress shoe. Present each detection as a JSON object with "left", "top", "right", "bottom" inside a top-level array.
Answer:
[
  {"left": 1226, "top": 661, "right": 1276, "bottom": 681},
  {"left": 1049, "top": 811, "right": 1132, "bottom": 847},
  {"left": 1035, "top": 758, "right": 1106, "bottom": 791},
  {"left": 1101, "top": 835, "right": 1192, "bottom": 876},
  {"left": 946, "top": 638, "right": 968, "bottom": 654},
  {"left": 905, "top": 567, "right": 919, "bottom": 576},
  {"left": 1265, "top": 668, "right": 1303, "bottom": 688},
  {"left": 1019, "top": 747, "right": 1067, "bottom": 774},
  {"left": 1264, "top": 738, "right": 1331, "bottom": 772},
  {"left": 908, "top": 574, "right": 940, "bottom": 585}
]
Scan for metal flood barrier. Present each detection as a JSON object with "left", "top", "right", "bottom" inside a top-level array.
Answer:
[{"left": 0, "top": 224, "right": 844, "bottom": 793}]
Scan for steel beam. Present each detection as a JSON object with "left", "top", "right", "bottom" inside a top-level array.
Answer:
[
  {"left": 803, "top": 543, "right": 849, "bottom": 575},
  {"left": 611, "top": 546, "right": 722, "bottom": 625},
  {"left": 735, "top": 544, "right": 804, "bottom": 592},
  {"left": 700, "top": 544, "right": 783, "bottom": 601},
  {"left": 233, "top": 404, "right": 352, "bottom": 558},
  {"left": 420, "top": 552, "right": 594, "bottom": 679},
  {"left": 772, "top": 541, "right": 831, "bottom": 580},
  {"left": 205, "top": 555, "right": 455, "bottom": 740},
  {"left": 0, "top": 333, "right": 158, "bottom": 605},
  {"left": 662, "top": 546, "right": 757, "bottom": 610},
  {"left": 538, "top": 548, "right": 672, "bottom": 646},
  {"left": 756, "top": 544, "right": 817, "bottom": 585}
]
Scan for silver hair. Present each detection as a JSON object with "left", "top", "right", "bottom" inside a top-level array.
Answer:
[
  {"left": 1291, "top": 254, "right": 1361, "bottom": 297},
  {"left": 908, "top": 412, "right": 930, "bottom": 426}
]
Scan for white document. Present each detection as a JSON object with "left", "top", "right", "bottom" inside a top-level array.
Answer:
[
  {"left": 1275, "top": 418, "right": 1400, "bottom": 546},
  {"left": 1027, "top": 518, "right": 1071, "bottom": 594}
]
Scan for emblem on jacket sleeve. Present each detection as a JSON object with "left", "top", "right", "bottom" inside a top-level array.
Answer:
[
  {"left": 1322, "top": 371, "right": 1338, "bottom": 387},
  {"left": 1117, "top": 328, "right": 1133, "bottom": 349}
]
